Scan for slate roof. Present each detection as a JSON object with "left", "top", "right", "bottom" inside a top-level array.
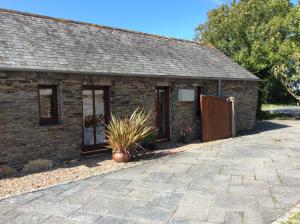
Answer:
[{"left": 0, "top": 8, "right": 259, "bottom": 81}]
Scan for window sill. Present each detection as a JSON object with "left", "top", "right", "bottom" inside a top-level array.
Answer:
[{"left": 156, "top": 138, "right": 170, "bottom": 143}]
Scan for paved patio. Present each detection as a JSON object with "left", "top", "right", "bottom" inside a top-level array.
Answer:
[{"left": 1, "top": 120, "right": 300, "bottom": 224}]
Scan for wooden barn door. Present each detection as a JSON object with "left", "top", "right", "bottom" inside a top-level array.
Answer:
[
  {"left": 200, "top": 95, "right": 232, "bottom": 142},
  {"left": 155, "top": 87, "right": 170, "bottom": 140}
]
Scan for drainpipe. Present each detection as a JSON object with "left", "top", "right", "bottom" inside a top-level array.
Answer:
[
  {"left": 217, "top": 79, "right": 222, "bottom": 96},
  {"left": 229, "top": 96, "right": 236, "bottom": 137}
]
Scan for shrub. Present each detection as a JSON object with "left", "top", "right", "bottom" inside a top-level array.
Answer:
[
  {"left": 142, "top": 132, "right": 157, "bottom": 150},
  {"left": 106, "top": 108, "right": 154, "bottom": 154}
]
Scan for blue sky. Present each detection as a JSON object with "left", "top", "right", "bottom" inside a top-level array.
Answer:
[{"left": 0, "top": 0, "right": 298, "bottom": 40}]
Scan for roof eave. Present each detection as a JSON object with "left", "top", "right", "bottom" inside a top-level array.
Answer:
[{"left": 0, "top": 66, "right": 260, "bottom": 82}]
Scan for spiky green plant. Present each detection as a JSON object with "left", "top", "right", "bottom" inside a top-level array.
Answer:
[{"left": 106, "top": 108, "right": 154, "bottom": 153}]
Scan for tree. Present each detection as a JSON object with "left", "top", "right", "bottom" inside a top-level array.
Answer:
[
  {"left": 196, "top": 0, "right": 300, "bottom": 106},
  {"left": 273, "top": 5, "right": 300, "bottom": 101}
]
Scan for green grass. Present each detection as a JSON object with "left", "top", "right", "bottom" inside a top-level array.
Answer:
[
  {"left": 257, "top": 110, "right": 293, "bottom": 120},
  {"left": 280, "top": 212, "right": 300, "bottom": 224},
  {"left": 262, "top": 103, "right": 297, "bottom": 110}
]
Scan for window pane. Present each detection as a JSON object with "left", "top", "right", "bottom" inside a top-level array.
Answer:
[
  {"left": 95, "top": 90, "right": 105, "bottom": 144},
  {"left": 39, "top": 88, "right": 53, "bottom": 118},
  {"left": 83, "top": 90, "right": 94, "bottom": 146}
]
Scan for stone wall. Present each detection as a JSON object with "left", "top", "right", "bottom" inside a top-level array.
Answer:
[
  {"left": 170, "top": 80, "right": 217, "bottom": 141},
  {"left": 0, "top": 71, "right": 258, "bottom": 166},
  {"left": 221, "top": 80, "right": 258, "bottom": 132}
]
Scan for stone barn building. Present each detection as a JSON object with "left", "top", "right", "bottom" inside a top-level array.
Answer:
[{"left": 0, "top": 9, "right": 259, "bottom": 166}]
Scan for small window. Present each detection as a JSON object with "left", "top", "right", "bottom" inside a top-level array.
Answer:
[{"left": 38, "top": 85, "right": 58, "bottom": 125}]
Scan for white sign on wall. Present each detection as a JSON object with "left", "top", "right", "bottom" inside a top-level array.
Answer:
[{"left": 178, "top": 89, "right": 195, "bottom": 102}]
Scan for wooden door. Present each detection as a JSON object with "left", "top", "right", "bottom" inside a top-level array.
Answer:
[
  {"left": 200, "top": 95, "right": 231, "bottom": 142},
  {"left": 155, "top": 87, "right": 170, "bottom": 140}
]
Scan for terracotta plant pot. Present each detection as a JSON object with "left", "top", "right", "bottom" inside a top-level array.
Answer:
[{"left": 112, "top": 151, "right": 132, "bottom": 163}]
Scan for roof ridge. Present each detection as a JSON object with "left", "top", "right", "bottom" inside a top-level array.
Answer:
[{"left": 0, "top": 8, "right": 204, "bottom": 46}]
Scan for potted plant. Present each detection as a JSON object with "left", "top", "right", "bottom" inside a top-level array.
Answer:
[
  {"left": 180, "top": 127, "right": 192, "bottom": 144},
  {"left": 106, "top": 108, "right": 154, "bottom": 163}
]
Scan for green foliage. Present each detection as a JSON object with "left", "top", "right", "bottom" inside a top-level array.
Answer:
[
  {"left": 141, "top": 132, "right": 157, "bottom": 150},
  {"left": 274, "top": 52, "right": 300, "bottom": 101},
  {"left": 257, "top": 110, "right": 294, "bottom": 120},
  {"left": 262, "top": 103, "right": 297, "bottom": 110},
  {"left": 196, "top": 0, "right": 300, "bottom": 105},
  {"left": 280, "top": 212, "right": 300, "bottom": 224},
  {"left": 260, "top": 76, "right": 296, "bottom": 104},
  {"left": 143, "top": 132, "right": 156, "bottom": 145}
]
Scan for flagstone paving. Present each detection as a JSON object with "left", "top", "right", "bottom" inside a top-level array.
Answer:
[{"left": 0, "top": 120, "right": 300, "bottom": 224}]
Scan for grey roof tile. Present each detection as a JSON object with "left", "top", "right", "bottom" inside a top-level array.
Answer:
[{"left": 0, "top": 8, "right": 259, "bottom": 81}]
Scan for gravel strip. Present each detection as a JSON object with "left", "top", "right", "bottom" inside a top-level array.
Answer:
[{"left": 0, "top": 140, "right": 226, "bottom": 200}]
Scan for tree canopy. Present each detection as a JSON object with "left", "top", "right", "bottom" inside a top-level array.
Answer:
[{"left": 196, "top": 0, "right": 300, "bottom": 103}]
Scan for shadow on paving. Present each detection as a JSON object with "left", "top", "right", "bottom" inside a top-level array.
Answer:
[{"left": 240, "top": 120, "right": 290, "bottom": 136}]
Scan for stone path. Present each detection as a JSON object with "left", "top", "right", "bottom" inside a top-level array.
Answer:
[{"left": 1, "top": 120, "right": 300, "bottom": 224}]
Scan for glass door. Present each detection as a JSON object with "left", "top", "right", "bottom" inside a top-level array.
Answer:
[
  {"left": 156, "top": 87, "right": 170, "bottom": 140},
  {"left": 83, "top": 89, "right": 94, "bottom": 146},
  {"left": 82, "top": 86, "right": 110, "bottom": 151}
]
